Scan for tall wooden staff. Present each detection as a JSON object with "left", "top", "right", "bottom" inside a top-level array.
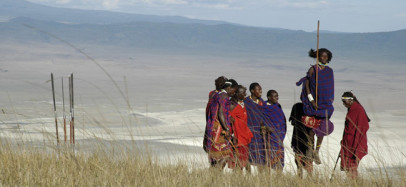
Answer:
[
  {"left": 71, "top": 73, "right": 75, "bottom": 145},
  {"left": 69, "top": 74, "right": 72, "bottom": 144},
  {"left": 62, "top": 77, "right": 67, "bottom": 143},
  {"left": 69, "top": 73, "right": 75, "bottom": 145},
  {"left": 51, "top": 73, "right": 60, "bottom": 144},
  {"left": 315, "top": 20, "right": 320, "bottom": 109}
]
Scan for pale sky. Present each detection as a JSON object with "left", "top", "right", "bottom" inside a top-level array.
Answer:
[{"left": 27, "top": 0, "right": 406, "bottom": 33}]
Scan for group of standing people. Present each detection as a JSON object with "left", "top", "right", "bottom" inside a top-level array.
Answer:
[
  {"left": 203, "top": 77, "right": 286, "bottom": 172},
  {"left": 203, "top": 48, "right": 370, "bottom": 179}
]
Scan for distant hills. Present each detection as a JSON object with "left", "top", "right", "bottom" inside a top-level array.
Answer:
[
  {"left": 0, "top": 0, "right": 228, "bottom": 25},
  {"left": 1, "top": 0, "right": 405, "bottom": 63}
]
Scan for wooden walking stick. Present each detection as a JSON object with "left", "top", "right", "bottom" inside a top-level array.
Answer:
[
  {"left": 51, "top": 73, "right": 60, "bottom": 144},
  {"left": 330, "top": 128, "right": 346, "bottom": 181},
  {"left": 62, "top": 77, "right": 67, "bottom": 143},
  {"left": 315, "top": 20, "right": 320, "bottom": 110},
  {"left": 261, "top": 122, "right": 269, "bottom": 167},
  {"left": 267, "top": 131, "right": 272, "bottom": 171},
  {"left": 330, "top": 153, "right": 340, "bottom": 181}
]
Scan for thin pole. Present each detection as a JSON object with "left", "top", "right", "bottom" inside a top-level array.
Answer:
[
  {"left": 315, "top": 20, "right": 320, "bottom": 109},
  {"left": 261, "top": 123, "right": 269, "bottom": 167},
  {"left": 331, "top": 125, "right": 346, "bottom": 181},
  {"left": 330, "top": 153, "right": 340, "bottom": 181},
  {"left": 69, "top": 74, "right": 73, "bottom": 144},
  {"left": 71, "top": 73, "right": 75, "bottom": 145},
  {"left": 62, "top": 77, "right": 67, "bottom": 143},
  {"left": 124, "top": 76, "right": 130, "bottom": 110},
  {"left": 51, "top": 73, "right": 60, "bottom": 144},
  {"left": 263, "top": 132, "right": 268, "bottom": 167},
  {"left": 267, "top": 132, "right": 272, "bottom": 172}
]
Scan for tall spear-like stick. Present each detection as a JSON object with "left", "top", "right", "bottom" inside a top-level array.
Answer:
[
  {"left": 70, "top": 73, "right": 75, "bottom": 145},
  {"left": 315, "top": 20, "right": 320, "bottom": 109},
  {"left": 51, "top": 73, "right": 60, "bottom": 144},
  {"left": 69, "top": 74, "right": 73, "bottom": 144},
  {"left": 62, "top": 77, "right": 67, "bottom": 143}
]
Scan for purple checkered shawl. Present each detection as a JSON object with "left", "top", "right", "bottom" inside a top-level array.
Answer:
[
  {"left": 297, "top": 65, "right": 334, "bottom": 118},
  {"left": 204, "top": 91, "right": 232, "bottom": 151},
  {"left": 263, "top": 102, "right": 287, "bottom": 168},
  {"left": 244, "top": 97, "right": 270, "bottom": 165}
]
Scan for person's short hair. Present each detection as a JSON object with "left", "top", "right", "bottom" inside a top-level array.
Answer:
[
  {"left": 215, "top": 76, "right": 227, "bottom": 90},
  {"left": 249, "top": 82, "right": 260, "bottom": 93},
  {"left": 266, "top": 90, "right": 277, "bottom": 97}
]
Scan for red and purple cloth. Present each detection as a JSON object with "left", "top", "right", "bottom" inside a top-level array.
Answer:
[
  {"left": 205, "top": 90, "right": 218, "bottom": 121},
  {"left": 203, "top": 90, "right": 218, "bottom": 152},
  {"left": 204, "top": 91, "right": 233, "bottom": 161}
]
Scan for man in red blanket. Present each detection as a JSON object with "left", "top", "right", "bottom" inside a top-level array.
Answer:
[
  {"left": 230, "top": 85, "right": 253, "bottom": 171},
  {"left": 340, "top": 91, "right": 370, "bottom": 179}
]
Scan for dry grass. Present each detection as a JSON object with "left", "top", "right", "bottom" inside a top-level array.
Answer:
[{"left": 0, "top": 141, "right": 404, "bottom": 187}]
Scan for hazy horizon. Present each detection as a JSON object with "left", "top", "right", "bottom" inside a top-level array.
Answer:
[{"left": 23, "top": 0, "right": 406, "bottom": 33}]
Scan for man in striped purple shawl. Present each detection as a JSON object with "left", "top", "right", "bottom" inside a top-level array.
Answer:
[
  {"left": 244, "top": 82, "right": 271, "bottom": 168},
  {"left": 296, "top": 48, "right": 334, "bottom": 164},
  {"left": 203, "top": 76, "right": 227, "bottom": 153},
  {"left": 205, "top": 79, "right": 238, "bottom": 168},
  {"left": 262, "top": 90, "right": 286, "bottom": 170}
]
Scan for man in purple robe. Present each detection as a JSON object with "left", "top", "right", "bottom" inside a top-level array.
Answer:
[
  {"left": 296, "top": 48, "right": 334, "bottom": 164},
  {"left": 262, "top": 90, "right": 286, "bottom": 170}
]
